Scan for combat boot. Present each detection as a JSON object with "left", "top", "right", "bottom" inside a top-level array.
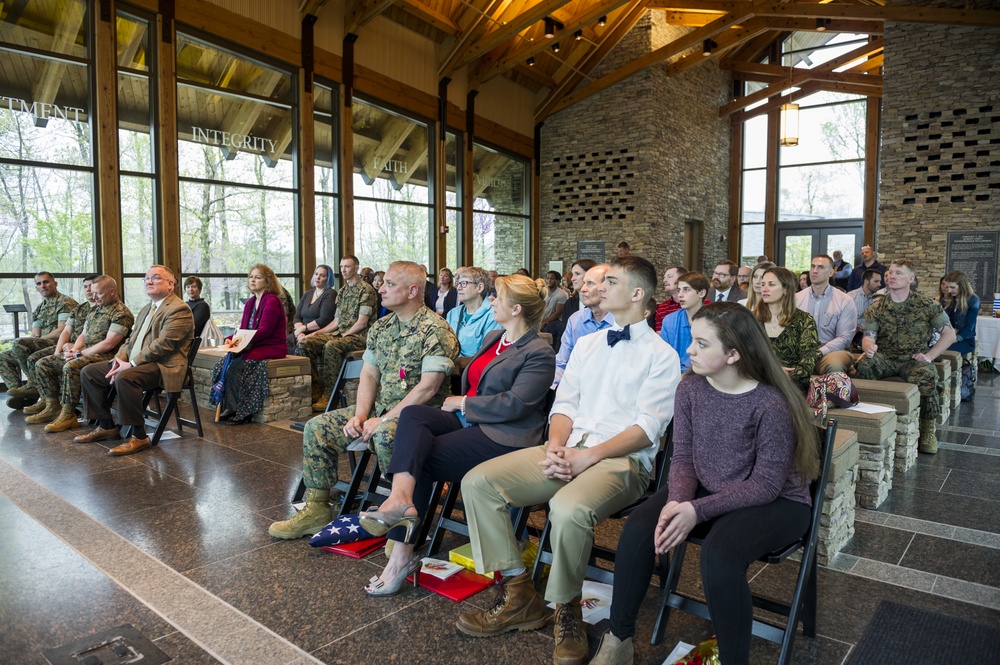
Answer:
[
  {"left": 25, "top": 399, "right": 60, "bottom": 424},
  {"left": 45, "top": 406, "right": 80, "bottom": 433},
  {"left": 456, "top": 572, "right": 548, "bottom": 637},
  {"left": 919, "top": 417, "right": 938, "bottom": 454},
  {"left": 553, "top": 597, "right": 588, "bottom": 665},
  {"left": 8, "top": 383, "right": 38, "bottom": 398},
  {"left": 268, "top": 488, "right": 332, "bottom": 539},
  {"left": 23, "top": 398, "right": 49, "bottom": 415},
  {"left": 311, "top": 392, "right": 332, "bottom": 412}
]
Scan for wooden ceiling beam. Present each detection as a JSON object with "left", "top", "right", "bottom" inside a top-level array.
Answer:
[
  {"left": 545, "top": 10, "right": 753, "bottom": 119},
  {"left": 758, "top": 2, "right": 1000, "bottom": 28},
  {"left": 439, "top": 0, "right": 512, "bottom": 77},
  {"left": 469, "top": 0, "right": 633, "bottom": 88},
  {"left": 393, "top": 127, "right": 428, "bottom": 187},
  {"left": 395, "top": 0, "right": 461, "bottom": 36},
  {"left": 345, "top": 0, "right": 396, "bottom": 34},
  {"left": 448, "top": 0, "right": 575, "bottom": 75},
  {"left": 666, "top": 19, "right": 771, "bottom": 77},
  {"left": 733, "top": 79, "right": 881, "bottom": 123},
  {"left": 535, "top": 0, "right": 648, "bottom": 121}
]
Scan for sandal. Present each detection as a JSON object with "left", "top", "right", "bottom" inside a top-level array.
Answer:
[{"left": 364, "top": 555, "right": 421, "bottom": 597}]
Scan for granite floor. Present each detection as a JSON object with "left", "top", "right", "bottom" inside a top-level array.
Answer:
[{"left": 1, "top": 375, "right": 999, "bottom": 665}]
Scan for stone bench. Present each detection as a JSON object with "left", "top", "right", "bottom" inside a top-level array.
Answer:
[
  {"left": 189, "top": 352, "right": 312, "bottom": 423},
  {"left": 852, "top": 379, "right": 920, "bottom": 472},
  {"left": 818, "top": 426, "right": 859, "bottom": 566},
  {"left": 939, "top": 350, "right": 962, "bottom": 409},
  {"left": 931, "top": 359, "right": 952, "bottom": 424},
  {"left": 826, "top": 406, "right": 897, "bottom": 510}
]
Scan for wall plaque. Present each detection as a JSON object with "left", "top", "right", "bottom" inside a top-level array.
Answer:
[
  {"left": 577, "top": 240, "right": 606, "bottom": 264},
  {"left": 946, "top": 231, "right": 999, "bottom": 304}
]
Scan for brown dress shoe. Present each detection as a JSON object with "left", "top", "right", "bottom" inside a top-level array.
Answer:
[
  {"left": 553, "top": 598, "right": 588, "bottom": 665},
  {"left": 109, "top": 436, "right": 152, "bottom": 456},
  {"left": 74, "top": 426, "right": 121, "bottom": 444},
  {"left": 455, "top": 572, "right": 548, "bottom": 637}
]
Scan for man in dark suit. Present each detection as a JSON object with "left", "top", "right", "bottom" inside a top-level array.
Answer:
[
  {"left": 75, "top": 265, "right": 194, "bottom": 456},
  {"left": 707, "top": 260, "right": 746, "bottom": 303}
]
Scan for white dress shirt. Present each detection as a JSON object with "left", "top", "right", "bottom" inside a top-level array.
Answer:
[
  {"left": 550, "top": 319, "right": 681, "bottom": 472},
  {"left": 795, "top": 284, "right": 857, "bottom": 355}
]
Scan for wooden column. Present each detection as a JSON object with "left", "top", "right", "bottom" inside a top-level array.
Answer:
[
  {"left": 763, "top": 107, "right": 780, "bottom": 260},
  {"left": 157, "top": 4, "right": 181, "bottom": 285},
  {"left": 863, "top": 97, "right": 880, "bottom": 249},
  {"left": 95, "top": 0, "right": 121, "bottom": 284},
  {"left": 340, "top": 34, "right": 357, "bottom": 257},
  {"left": 728, "top": 118, "right": 742, "bottom": 260},
  {"left": 299, "top": 72, "right": 316, "bottom": 294},
  {"left": 462, "top": 91, "right": 477, "bottom": 264},
  {"left": 434, "top": 78, "right": 449, "bottom": 269}
]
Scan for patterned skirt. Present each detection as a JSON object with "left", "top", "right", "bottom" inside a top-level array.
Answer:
[{"left": 210, "top": 357, "right": 270, "bottom": 422}]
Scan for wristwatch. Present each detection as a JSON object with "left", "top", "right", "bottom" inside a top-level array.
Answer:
[{"left": 75, "top": 351, "right": 82, "bottom": 359}]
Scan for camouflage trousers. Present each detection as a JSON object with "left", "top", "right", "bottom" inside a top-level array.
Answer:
[
  {"left": 298, "top": 333, "right": 367, "bottom": 396},
  {"left": 34, "top": 352, "right": 115, "bottom": 407},
  {"left": 0, "top": 337, "right": 54, "bottom": 388},
  {"left": 302, "top": 405, "right": 397, "bottom": 489},
  {"left": 24, "top": 347, "right": 56, "bottom": 387},
  {"left": 856, "top": 353, "right": 941, "bottom": 419}
]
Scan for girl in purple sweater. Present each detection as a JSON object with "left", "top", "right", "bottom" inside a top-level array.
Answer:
[
  {"left": 592, "top": 302, "right": 820, "bottom": 665},
  {"left": 210, "top": 263, "right": 288, "bottom": 425}
]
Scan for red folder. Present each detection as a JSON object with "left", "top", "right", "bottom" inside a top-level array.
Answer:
[
  {"left": 410, "top": 568, "right": 494, "bottom": 602},
  {"left": 322, "top": 536, "right": 387, "bottom": 558}
]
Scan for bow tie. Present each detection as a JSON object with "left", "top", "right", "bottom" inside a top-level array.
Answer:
[{"left": 607, "top": 325, "right": 631, "bottom": 347}]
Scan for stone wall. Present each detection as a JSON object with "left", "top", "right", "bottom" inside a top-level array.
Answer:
[
  {"left": 539, "top": 10, "right": 731, "bottom": 297},
  {"left": 878, "top": 1, "right": 1000, "bottom": 294}
]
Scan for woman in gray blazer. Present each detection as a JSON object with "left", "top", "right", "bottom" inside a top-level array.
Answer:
[{"left": 360, "top": 274, "right": 555, "bottom": 596}]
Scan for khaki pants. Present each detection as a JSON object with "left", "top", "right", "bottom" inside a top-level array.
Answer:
[{"left": 462, "top": 445, "right": 649, "bottom": 604}]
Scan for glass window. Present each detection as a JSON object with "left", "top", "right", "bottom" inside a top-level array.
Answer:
[
  {"left": 118, "top": 10, "right": 157, "bottom": 305},
  {"left": 778, "top": 162, "right": 865, "bottom": 220},
  {"left": 0, "top": 0, "right": 95, "bottom": 323},
  {"left": 740, "top": 225, "right": 764, "bottom": 266},
  {"left": 472, "top": 143, "right": 529, "bottom": 274},
  {"left": 743, "top": 115, "right": 767, "bottom": 170},
  {"left": 780, "top": 101, "right": 865, "bottom": 166},
  {"left": 444, "top": 132, "right": 461, "bottom": 269},
  {"left": 315, "top": 83, "right": 339, "bottom": 268},
  {"left": 352, "top": 98, "right": 433, "bottom": 271},
  {"left": 741, "top": 170, "right": 766, "bottom": 223},
  {"left": 176, "top": 33, "right": 298, "bottom": 316}
]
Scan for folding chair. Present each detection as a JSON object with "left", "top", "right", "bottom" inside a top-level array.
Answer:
[
  {"left": 290, "top": 349, "right": 365, "bottom": 432},
  {"left": 650, "top": 419, "right": 837, "bottom": 665},
  {"left": 139, "top": 338, "right": 204, "bottom": 446},
  {"left": 530, "top": 424, "right": 674, "bottom": 587}
]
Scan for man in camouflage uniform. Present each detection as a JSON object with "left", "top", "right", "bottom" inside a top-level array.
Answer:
[
  {"left": 1, "top": 272, "right": 77, "bottom": 408},
  {"left": 298, "top": 255, "right": 378, "bottom": 411},
  {"left": 23, "top": 275, "right": 98, "bottom": 401},
  {"left": 27, "top": 276, "right": 134, "bottom": 432},
  {"left": 856, "top": 259, "right": 956, "bottom": 453},
  {"left": 269, "top": 260, "right": 459, "bottom": 539}
]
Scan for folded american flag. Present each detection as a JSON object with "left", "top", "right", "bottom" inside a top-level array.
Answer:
[{"left": 309, "top": 514, "right": 376, "bottom": 547}]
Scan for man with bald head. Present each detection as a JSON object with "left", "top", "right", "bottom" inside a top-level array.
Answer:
[
  {"left": 553, "top": 264, "right": 614, "bottom": 385},
  {"left": 270, "top": 260, "right": 459, "bottom": 539},
  {"left": 76, "top": 265, "right": 194, "bottom": 456}
]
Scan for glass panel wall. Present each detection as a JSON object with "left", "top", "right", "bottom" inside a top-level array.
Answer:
[
  {"left": 351, "top": 98, "right": 433, "bottom": 273},
  {"left": 444, "top": 132, "right": 461, "bottom": 269},
  {"left": 314, "top": 83, "right": 339, "bottom": 269},
  {"left": 472, "top": 143, "right": 529, "bottom": 275},
  {"left": 0, "top": 0, "right": 95, "bottom": 337},
  {"left": 117, "top": 10, "right": 158, "bottom": 312},
  {"left": 175, "top": 33, "right": 298, "bottom": 329}
]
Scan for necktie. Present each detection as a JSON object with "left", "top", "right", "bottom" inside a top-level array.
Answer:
[
  {"left": 129, "top": 304, "right": 157, "bottom": 364},
  {"left": 717, "top": 292, "right": 724, "bottom": 302},
  {"left": 607, "top": 325, "right": 631, "bottom": 347}
]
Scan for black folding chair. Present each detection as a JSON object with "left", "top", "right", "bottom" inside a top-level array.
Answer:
[
  {"left": 290, "top": 349, "right": 365, "bottom": 432},
  {"left": 530, "top": 423, "right": 674, "bottom": 588},
  {"left": 650, "top": 419, "right": 838, "bottom": 665},
  {"left": 138, "top": 337, "right": 204, "bottom": 446}
]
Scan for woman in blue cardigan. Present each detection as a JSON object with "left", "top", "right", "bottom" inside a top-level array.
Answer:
[{"left": 940, "top": 270, "right": 980, "bottom": 401}]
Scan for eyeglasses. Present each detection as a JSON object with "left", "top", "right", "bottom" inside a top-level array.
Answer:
[
  {"left": 142, "top": 275, "right": 165, "bottom": 283},
  {"left": 457, "top": 280, "right": 476, "bottom": 288},
  {"left": 712, "top": 271, "right": 730, "bottom": 277}
]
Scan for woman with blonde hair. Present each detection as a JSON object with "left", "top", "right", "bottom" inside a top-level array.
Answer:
[
  {"left": 939, "top": 270, "right": 980, "bottom": 401},
  {"left": 358, "top": 274, "right": 555, "bottom": 596},
  {"left": 754, "top": 267, "right": 820, "bottom": 390},
  {"left": 210, "top": 263, "right": 287, "bottom": 424}
]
